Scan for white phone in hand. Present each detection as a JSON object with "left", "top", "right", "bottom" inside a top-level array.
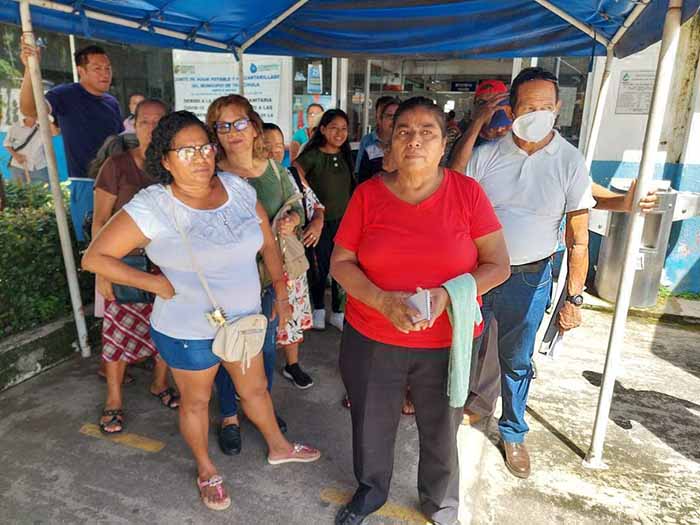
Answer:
[{"left": 407, "top": 289, "right": 431, "bottom": 323}]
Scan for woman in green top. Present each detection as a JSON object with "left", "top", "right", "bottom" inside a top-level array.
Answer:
[
  {"left": 206, "top": 94, "right": 306, "bottom": 456},
  {"left": 293, "top": 109, "right": 354, "bottom": 332}
]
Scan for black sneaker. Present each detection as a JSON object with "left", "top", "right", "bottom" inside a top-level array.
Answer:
[
  {"left": 282, "top": 363, "right": 314, "bottom": 390},
  {"left": 218, "top": 423, "right": 241, "bottom": 455},
  {"left": 335, "top": 505, "right": 368, "bottom": 525}
]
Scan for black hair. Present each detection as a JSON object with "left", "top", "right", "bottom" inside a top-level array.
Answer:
[
  {"left": 378, "top": 97, "right": 401, "bottom": 119},
  {"left": 86, "top": 134, "right": 139, "bottom": 180},
  {"left": 375, "top": 95, "right": 399, "bottom": 117},
  {"left": 145, "top": 110, "right": 214, "bottom": 185},
  {"left": 74, "top": 45, "right": 107, "bottom": 68},
  {"left": 510, "top": 67, "right": 559, "bottom": 109},
  {"left": 262, "top": 122, "right": 283, "bottom": 136},
  {"left": 299, "top": 109, "right": 354, "bottom": 173},
  {"left": 447, "top": 110, "right": 456, "bottom": 120},
  {"left": 133, "top": 98, "right": 168, "bottom": 121},
  {"left": 392, "top": 96, "right": 447, "bottom": 138},
  {"left": 306, "top": 103, "right": 324, "bottom": 114}
]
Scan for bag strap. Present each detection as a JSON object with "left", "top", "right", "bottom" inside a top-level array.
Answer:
[
  {"left": 13, "top": 125, "right": 39, "bottom": 153},
  {"left": 165, "top": 186, "right": 222, "bottom": 312}
]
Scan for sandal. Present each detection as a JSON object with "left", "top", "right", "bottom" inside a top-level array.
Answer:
[
  {"left": 99, "top": 409, "right": 124, "bottom": 435},
  {"left": 196, "top": 474, "right": 231, "bottom": 511},
  {"left": 267, "top": 443, "right": 321, "bottom": 465},
  {"left": 152, "top": 387, "right": 180, "bottom": 409}
]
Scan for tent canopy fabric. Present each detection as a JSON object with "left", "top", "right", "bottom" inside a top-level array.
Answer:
[{"left": 1, "top": 1, "right": 698, "bottom": 59}]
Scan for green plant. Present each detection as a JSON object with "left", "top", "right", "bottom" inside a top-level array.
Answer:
[{"left": 0, "top": 182, "right": 92, "bottom": 338}]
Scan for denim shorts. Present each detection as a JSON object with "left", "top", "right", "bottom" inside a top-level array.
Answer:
[{"left": 150, "top": 328, "right": 219, "bottom": 371}]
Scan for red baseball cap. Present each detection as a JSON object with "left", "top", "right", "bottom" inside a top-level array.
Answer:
[{"left": 475, "top": 79, "right": 509, "bottom": 98}]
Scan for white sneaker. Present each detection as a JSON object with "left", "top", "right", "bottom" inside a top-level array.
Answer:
[
  {"left": 312, "top": 309, "right": 326, "bottom": 330},
  {"left": 329, "top": 312, "right": 344, "bottom": 332}
]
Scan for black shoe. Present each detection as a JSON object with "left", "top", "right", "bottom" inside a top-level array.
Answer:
[
  {"left": 218, "top": 423, "right": 241, "bottom": 455},
  {"left": 276, "top": 414, "right": 288, "bottom": 434},
  {"left": 282, "top": 363, "right": 314, "bottom": 389},
  {"left": 335, "top": 505, "right": 368, "bottom": 525}
]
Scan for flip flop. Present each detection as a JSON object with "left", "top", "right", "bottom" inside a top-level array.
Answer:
[
  {"left": 267, "top": 443, "right": 321, "bottom": 465},
  {"left": 196, "top": 475, "right": 231, "bottom": 511}
]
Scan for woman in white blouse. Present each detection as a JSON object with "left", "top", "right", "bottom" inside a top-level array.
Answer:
[{"left": 82, "top": 111, "right": 320, "bottom": 512}]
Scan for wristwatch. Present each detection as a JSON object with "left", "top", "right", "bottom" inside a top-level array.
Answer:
[{"left": 566, "top": 294, "right": 584, "bottom": 307}]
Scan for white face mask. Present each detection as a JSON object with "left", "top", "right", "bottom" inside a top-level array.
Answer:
[{"left": 511, "top": 110, "right": 556, "bottom": 143}]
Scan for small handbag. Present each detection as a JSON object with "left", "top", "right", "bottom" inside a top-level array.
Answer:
[
  {"left": 269, "top": 161, "right": 310, "bottom": 280},
  {"left": 113, "top": 252, "right": 155, "bottom": 304},
  {"left": 167, "top": 186, "right": 267, "bottom": 371}
]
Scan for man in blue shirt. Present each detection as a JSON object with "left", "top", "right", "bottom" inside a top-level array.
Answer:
[
  {"left": 20, "top": 42, "right": 123, "bottom": 241},
  {"left": 355, "top": 95, "right": 400, "bottom": 182},
  {"left": 355, "top": 97, "right": 399, "bottom": 184}
]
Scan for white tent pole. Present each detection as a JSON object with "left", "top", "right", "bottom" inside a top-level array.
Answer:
[
  {"left": 584, "top": 48, "right": 614, "bottom": 169},
  {"left": 583, "top": 0, "right": 684, "bottom": 470},
  {"left": 532, "top": 0, "right": 610, "bottom": 47},
  {"left": 236, "top": 49, "right": 244, "bottom": 95},
  {"left": 19, "top": 0, "right": 91, "bottom": 358},
  {"left": 239, "top": 0, "right": 309, "bottom": 52},
  {"left": 362, "top": 59, "right": 372, "bottom": 135},
  {"left": 511, "top": 58, "right": 523, "bottom": 81},
  {"left": 68, "top": 34, "right": 78, "bottom": 82},
  {"left": 14, "top": 0, "right": 228, "bottom": 50}
]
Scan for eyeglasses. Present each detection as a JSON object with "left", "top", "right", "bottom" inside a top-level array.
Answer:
[
  {"left": 167, "top": 143, "right": 217, "bottom": 162},
  {"left": 214, "top": 118, "right": 250, "bottom": 134}
]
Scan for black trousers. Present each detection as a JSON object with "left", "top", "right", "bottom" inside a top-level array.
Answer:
[
  {"left": 310, "top": 218, "right": 342, "bottom": 312},
  {"left": 339, "top": 323, "right": 463, "bottom": 525}
]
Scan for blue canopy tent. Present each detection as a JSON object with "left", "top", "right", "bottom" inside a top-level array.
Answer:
[
  {"left": 4, "top": 0, "right": 699, "bottom": 468},
  {"left": 1, "top": 0, "right": 699, "bottom": 59}
]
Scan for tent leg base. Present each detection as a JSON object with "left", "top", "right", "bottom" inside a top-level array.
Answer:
[{"left": 582, "top": 455, "right": 609, "bottom": 470}]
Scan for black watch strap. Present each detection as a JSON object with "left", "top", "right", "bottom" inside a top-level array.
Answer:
[{"left": 566, "top": 294, "right": 584, "bottom": 306}]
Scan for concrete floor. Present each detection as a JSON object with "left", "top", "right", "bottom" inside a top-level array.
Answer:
[{"left": 1, "top": 310, "right": 699, "bottom": 524}]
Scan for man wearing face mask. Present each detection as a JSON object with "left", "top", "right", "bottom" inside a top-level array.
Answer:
[{"left": 466, "top": 67, "right": 596, "bottom": 479}]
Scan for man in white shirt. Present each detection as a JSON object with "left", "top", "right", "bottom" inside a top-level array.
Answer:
[
  {"left": 466, "top": 67, "right": 596, "bottom": 479},
  {"left": 3, "top": 114, "right": 48, "bottom": 184}
]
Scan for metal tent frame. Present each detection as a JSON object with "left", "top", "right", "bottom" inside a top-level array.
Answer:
[{"left": 12, "top": 0, "right": 690, "bottom": 468}]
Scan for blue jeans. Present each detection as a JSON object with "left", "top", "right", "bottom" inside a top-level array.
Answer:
[
  {"left": 480, "top": 260, "right": 552, "bottom": 444},
  {"left": 68, "top": 178, "right": 94, "bottom": 242},
  {"left": 214, "top": 286, "right": 277, "bottom": 418}
]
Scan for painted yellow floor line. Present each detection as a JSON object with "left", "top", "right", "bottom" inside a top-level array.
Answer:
[
  {"left": 320, "top": 488, "right": 428, "bottom": 524},
  {"left": 79, "top": 423, "right": 166, "bottom": 453}
]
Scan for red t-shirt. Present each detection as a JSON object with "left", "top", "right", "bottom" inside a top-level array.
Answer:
[{"left": 334, "top": 169, "right": 501, "bottom": 349}]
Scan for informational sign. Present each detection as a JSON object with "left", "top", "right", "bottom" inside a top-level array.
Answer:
[
  {"left": 558, "top": 86, "right": 578, "bottom": 127},
  {"left": 173, "top": 50, "right": 282, "bottom": 123},
  {"left": 450, "top": 81, "right": 477, "bottom": 93},
  {"left": 615, "top": 71, "right": 655, "bottom": 115},
  {"left": 307, "top": 63, "right": 323, "bottom": 94}
]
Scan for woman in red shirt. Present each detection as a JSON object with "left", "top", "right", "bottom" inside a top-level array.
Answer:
[{"left": 330, "top": 97, "right": 510, "bottom": 525}]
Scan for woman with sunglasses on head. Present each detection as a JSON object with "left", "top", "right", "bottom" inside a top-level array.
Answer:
[
  {"left": 82, "top": 111, "right": 320, "bottom": 512},
  {"left": 205, "top": 95, "right": 316, "bottom": 454},
  {"left": 292, "top": 109, "right": 354, "bottom": 333}
]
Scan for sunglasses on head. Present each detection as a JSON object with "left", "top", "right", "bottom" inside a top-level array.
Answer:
[
  {"left": 214, "top": 118, "right": 251, "bottom": 134},
  {"left": 167, "top": 143, "right": 217, "bottom": 162}
]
